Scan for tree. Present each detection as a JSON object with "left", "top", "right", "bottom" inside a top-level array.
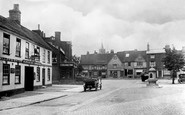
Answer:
[
  {"left": 163, "top": 47, "right": 185, "bottom": 84},
  {"left": 77, "top": 64, "right": 84, "bottom": 74}
]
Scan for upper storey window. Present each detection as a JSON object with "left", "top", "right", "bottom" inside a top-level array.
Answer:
[{"left": 3, "top": 33, "right": 10, "bottom": 55}]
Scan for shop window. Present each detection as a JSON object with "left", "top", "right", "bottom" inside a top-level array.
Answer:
[
  {"left": 15, "top": 65, "right": 21, "bottom": 84},
  {"left": 2, "top": 64, "right": 10, "bottom": 85},
  {"left": 36, "top": 67, "right": 40, "bottom": 82},
  {"left": 48, "top": 68, "right": 50, "bottom": 81},
  {"left": 25, "top": 42, "right": 29, "bottom": 59},
  {"left": 15, "top": 38, "right": 21, "bottom": 57},
  {"left": 3, "top": 33, "right": 10, "bottom": 55}
]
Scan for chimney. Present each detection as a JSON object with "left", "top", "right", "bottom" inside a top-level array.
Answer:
[
  {"left": 182, "top": 47, "right": 185, "bottom": 53},
  {"left": 9, "top": 4, "right": 21, "bottom": 24},
  {"left": 55, "top": 32, "right": 61, "bottom": 42},
  {"left": 147, "top": 43, "right": 150, "bottom": 51}
]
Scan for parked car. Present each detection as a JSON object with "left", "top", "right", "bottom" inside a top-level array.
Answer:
[
  {"left": 83, "top": 77, "right": 102, "bottom": 92},
  {"left": 178, "top": 74, "right": 185, "bottom": 83}
]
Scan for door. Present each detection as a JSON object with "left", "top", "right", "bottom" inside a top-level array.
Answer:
[
  {"left": 42, "top": 68, "right": 45, "bottom": 86},
  {"left": 25, "top": 66, "right": 34, "bottom": 91}
]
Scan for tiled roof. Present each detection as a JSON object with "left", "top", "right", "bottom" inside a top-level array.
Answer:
[
  {"left": 80, "top": 53, "right": 115, "bottom": 65},
  {"left": 146, "top": 49, "right": 165, "bottom": 54},
  {"left": 117, "top": 50, "right": 147, "bottom": 62},
  {"left": 0, "top": 15, "right": 51, "bottom": 50}
]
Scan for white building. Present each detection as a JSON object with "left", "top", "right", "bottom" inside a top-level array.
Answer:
[{"left": 0, "top": 4, "right": 52, "bottom": 96}]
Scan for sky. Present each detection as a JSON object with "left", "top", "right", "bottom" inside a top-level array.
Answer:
[{"left": 1, "top": 0, "right": 185, "bottom": 56}]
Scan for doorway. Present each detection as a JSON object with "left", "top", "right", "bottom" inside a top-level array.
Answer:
[
  {"left": 25, "top": 66, "right": 34, "bottom": 91},
  {"left": 42, "top": 68, "right": 45, "bottom": 86}
]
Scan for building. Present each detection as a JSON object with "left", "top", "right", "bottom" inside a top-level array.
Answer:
[
  {"left": 117, "top": 50, "right": 147, "bottom": 78},
  {"left": 81, "top": 52, "right": 114, "bottom": 78},
  {"left": 0, "top": 4, "right": 52, "bottom": 96},
  {"left": 146, "top": 44, "right": 169, "bottom": 78},
  {"left": 81, "top": 47, "right": 147, "bottom": 78},
  {"left": 107, "top": 54, "right": 124, "bottom": 78},
  {"left": 41, "top": 32, "right": 77, "bottom": 84}
]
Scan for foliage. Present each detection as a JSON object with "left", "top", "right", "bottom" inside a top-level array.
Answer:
[
  {"left": 77, "top": 64, "right": 84, "bottom": 73},
  {"left": 163, "top": 47, "right": 185, "bottom": 84}
]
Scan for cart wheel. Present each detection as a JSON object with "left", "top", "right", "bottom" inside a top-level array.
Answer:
[{"left": 84, "top": 87, "right": 86, "bottom": 92}]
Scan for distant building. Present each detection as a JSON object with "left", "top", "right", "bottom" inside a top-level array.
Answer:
[
  {"left": 146, "top": 44, "right": 170, "bottom": 78},
  {"left": 81, "top": 52, "right": 114, "bottom": 78},
  {"left": 117, "top": 50, "right": 147, "bottom": 78},
  {"left": 0, "top": 4, "right": 52, "bottom": 96},
  {"left": 81, "top": 48, "right": 147, "bottom": 78}
]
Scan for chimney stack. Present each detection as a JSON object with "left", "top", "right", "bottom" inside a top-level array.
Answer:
[
  {"left": 9, "top": 4, "right": 21, "bottom": 24},
  {"left": 55, "top": 32, "right": 61, "bottom": 42}
]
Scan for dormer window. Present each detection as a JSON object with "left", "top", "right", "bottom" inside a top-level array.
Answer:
[{"left": 126, "top": 53, "right": 129, "bottom": 57}]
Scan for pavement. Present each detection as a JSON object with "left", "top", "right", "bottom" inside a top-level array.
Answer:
[{"left": 0, "top": 85, "right": 83, "bottom": 111}]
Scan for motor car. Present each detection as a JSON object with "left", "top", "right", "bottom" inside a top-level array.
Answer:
[
  {"left": 178, "top": 74, "right": 185, "bottom": 83},
  {"left": 83, "top": 77, "right": 102, "bottom": 92}
]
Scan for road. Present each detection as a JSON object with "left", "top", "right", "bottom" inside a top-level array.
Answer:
[{"left": 1, "top": 79, "right": 185, "bottom": 115}]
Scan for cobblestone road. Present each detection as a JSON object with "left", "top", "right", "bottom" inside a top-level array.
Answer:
[{"left": 1, "top": 79, "right": 185, "bottom": 115}]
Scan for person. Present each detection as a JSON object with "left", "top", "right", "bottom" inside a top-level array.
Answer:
[{"left": 141, "top": 72, "right": 145, "bottom": 82}]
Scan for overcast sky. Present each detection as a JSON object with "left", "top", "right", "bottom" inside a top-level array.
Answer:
[{"left": 1, "top": 0, "right": 185, "bottom": 56}]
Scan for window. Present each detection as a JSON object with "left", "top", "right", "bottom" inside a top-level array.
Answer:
[
  {"left": 42, "top": 49, "right": 46, "bottom": 63},
  {"left": 137, "top": 62, "right": 143, "bottom": 66},
  {"left": 3, "top": 33, "right": 10, "bottom": 55},
  {"left": 16, "top": 38, "right": 21, "bottom": 57},
  {"left": 48, "top": 68, "right": 50, "bottom": 81},
  {"left": 150, "top": 61, "right": 156, "bottom": 67},
  {"left": 150, "top": 55, "right": 155, "bottom": 59},
  {"left": 34, "top": 46, "right": 40, "bottom": 61},
  {"left": 128, "top": 69, "right": 133, "bottom": 75},
  {"left": 15, "top": 65, "right": 21, "bottom": 84},
  {"left": 2, "top": 64, "right": 10, "bottom": 85},
  {"left": 36, "top": 67, "right": 40, "bottom": 82},
  {"left": 25, "top": 42, "right": 29, "bottom": 59},
  {"left": 128, "top": 62, "right": 131, "bottom": 66},
  {"left": 126, "top": 53, "right": 129, "bottom": 57},
  {"left": 113, "top": 64, "right": 117, "bottom": 68},
  {"left": 48, "top": 51, "right": 50, "bottom": 64}
]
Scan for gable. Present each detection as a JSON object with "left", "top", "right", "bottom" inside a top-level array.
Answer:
[{"left": 108, "top": 55, "right": 123, "bottom": 68}]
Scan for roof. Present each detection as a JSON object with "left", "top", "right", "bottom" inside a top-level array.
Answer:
[
  {"left": 146, "top": 49, "right": 165, "bottom": 54},
  {"left": 117, "top": 50, "right": 147, "bottom": 62},
  {"left": 0, "top": 15, "right": 51, "bottom": 50},
  {"left": 80, "top": 53, "right": 115, "bottom": 65}
]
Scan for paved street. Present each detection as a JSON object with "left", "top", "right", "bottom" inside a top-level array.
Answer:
[{"left": 1, "top": 79, "right": 185, "bottom": 115}]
